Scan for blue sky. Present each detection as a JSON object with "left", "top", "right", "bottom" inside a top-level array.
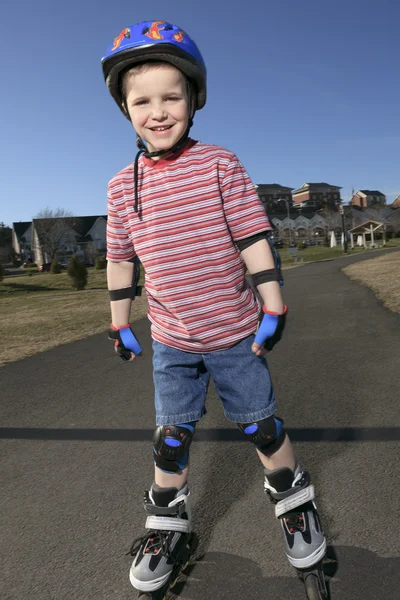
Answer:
[{"left": 2, "top": 0, "right": 399, "bottom": 226}]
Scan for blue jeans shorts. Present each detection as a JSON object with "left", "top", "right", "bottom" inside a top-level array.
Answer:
[{"left": 152, "top": 335, "right": 277, "bottom": 425}]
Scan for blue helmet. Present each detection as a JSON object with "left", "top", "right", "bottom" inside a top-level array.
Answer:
[{"left": 101, "top": 21, "right": 207, "bottom": 117}]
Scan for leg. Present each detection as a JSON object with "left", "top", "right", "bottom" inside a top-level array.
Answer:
[
  {"left": 239, "top": 415, "right": 326, "bottom": 571},
  {"left": 256, "top": 433, "right": 296, "bottom": 472},
  {"left": 128, "top": 342, "right": 208, "bottom": 594}
]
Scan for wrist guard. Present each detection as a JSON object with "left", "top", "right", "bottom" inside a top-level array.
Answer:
[
  {"left": 108, "top": 324, "right": 142, "bottom": 360},
  {"left": 255, "top": 305, "right": 288, "bottom": 348}
]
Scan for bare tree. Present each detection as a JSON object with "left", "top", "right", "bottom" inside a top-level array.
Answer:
[
  {"left": 318, "top": 207, "right": 342, "bottom": 236},
  {"left": 34, "top": 208, "right": 75, "bottom": 261}
]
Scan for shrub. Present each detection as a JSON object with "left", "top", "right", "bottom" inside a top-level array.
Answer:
[
  {"left": 323, "top": 238, "right": 330, "bottom": 247},
  {"left": 25, "top": 263, "right": 39, "bottom": 275},
  {"left": 297, "top": 242, "right": 307, "bottom": 250},
  {"left": 0, "top": 263, "right": 4, "bottom": 282},
  {"left": 95, "top": 255, "right": 107, "bottom": 270},
  {"left": 67, "top": 255, "right": 88, "bottom": 290},
  {"left": 51, "top": 258, "right": 62, "bottom": 274}
]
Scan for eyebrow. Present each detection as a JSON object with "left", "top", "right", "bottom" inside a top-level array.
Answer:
[{"left": 130, "top": 91, "right": 184, "bottom": 103}]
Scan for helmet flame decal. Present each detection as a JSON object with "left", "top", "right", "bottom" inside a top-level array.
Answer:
[
  {"left": 173, "top": 30, "right": 185, "bottom": 42},
  {"left": 145, "top": 21, "right": 166, "bottom": 40},
  {"left": 111, "top": 28, "right": 131, "bottom": 52}
]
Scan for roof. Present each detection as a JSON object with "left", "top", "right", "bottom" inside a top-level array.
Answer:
[
  {"left": 32, "top": 215, "right": 107, "bottom": 243},
  {"left": 349, "top": 220, "right": 384, "bottom": 233},
  {"left": 268, "top": 207, "right": 324, "bottom": 220},
  {"left": 391, "top": 195, "right": 400, "bottom": 209},
  {"left": 356, "top": 190, "right": 386, "bottom": 197},
  {"left": 255, "top": 184, "right": 294, "bottom": 192},
  {"left": 69, "top": 216, "right": 107, "bottom": 239},
  {"left": 12, "top": 221, "right": 31, "bottom": 239},
  {"left": 293, "top": 182, "right": 342, "bottom": 194}
]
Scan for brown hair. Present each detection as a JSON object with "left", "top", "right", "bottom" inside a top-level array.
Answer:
[{"left": 120, "top": 61, "right": 190, "bottom": 109}]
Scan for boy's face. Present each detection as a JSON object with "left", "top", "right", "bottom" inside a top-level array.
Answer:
[{"left": 125, "top": 64, "right": 190, "bottom": 155}]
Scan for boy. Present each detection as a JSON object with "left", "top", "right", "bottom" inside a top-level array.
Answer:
[{"left": 102, "top": 21, "right": 326, "bottom": 596}]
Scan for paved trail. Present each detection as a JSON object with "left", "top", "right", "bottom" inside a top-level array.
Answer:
[{"left": 1, "top": 250, "right": 399, "bottom": 599}]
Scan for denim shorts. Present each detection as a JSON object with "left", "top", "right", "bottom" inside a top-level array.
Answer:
[{"left": 152, "top": 335, "right": 277, "bottom": 425}]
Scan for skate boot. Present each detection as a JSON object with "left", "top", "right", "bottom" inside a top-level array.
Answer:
[
  {"left": 128, "top": 483, "right": 193, "bottom": 596},
  {"left": 264, "top": 465, "right": 328, "bottom": 599}
]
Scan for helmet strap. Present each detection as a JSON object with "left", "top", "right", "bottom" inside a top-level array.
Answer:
[{"left": 133, "top": 81, "right": 195, "bottom": 215}]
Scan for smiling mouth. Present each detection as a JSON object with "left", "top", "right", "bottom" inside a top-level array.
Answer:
[{"left": 150, "top": 125, "right": 173, "bottom": 132}]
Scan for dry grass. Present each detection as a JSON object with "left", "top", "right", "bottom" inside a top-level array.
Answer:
[
  {"left": 343, "top": 252, "right": 400, "bottom": 313},
  {"left": 0, "top": 269, "right": 148, "bottom": 366}
]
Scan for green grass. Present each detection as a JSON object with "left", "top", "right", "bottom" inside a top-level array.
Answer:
[
  {"left": 0, "top": 268, "right": 147, "bottom": 366},
  {"left": 1, "top": 268, "right": 109, "bottom": 296},
  {"left": 280, "top": 238, "right": 400, "bottom": 266}
]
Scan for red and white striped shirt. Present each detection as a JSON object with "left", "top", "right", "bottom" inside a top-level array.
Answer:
[{"left": 107, "top": 139, "right": 271, "bottom": 352}]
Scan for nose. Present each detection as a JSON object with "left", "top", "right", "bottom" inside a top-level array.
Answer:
[{"left": 149, "top": 101, "right": 167, "bottom": 121}]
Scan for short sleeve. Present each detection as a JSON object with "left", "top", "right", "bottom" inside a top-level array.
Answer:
[
  {"left": 106, "top": 185, "right": 136, "bottom": 262},
  {"left": 220, "top": 155, "right": 271, "bottom": 241}
]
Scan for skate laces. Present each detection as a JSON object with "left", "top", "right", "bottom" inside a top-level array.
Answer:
[
  {"left": 127, "top": 530, "right": 173, "bottom": 558},
  {"left": 284, "top": 511, "right": 306, "bottom": 534}
]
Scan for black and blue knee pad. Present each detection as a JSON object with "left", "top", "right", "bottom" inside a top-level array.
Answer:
[
  {"left": 153, "top": 422, "right": 196, "bottom": 474},
  {"left": 238, "top": 416, "right": 285, "bottom": 456}
]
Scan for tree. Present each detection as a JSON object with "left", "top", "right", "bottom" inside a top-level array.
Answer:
[
  {"left": 34, "top": 208, "right": 75, "bottom": 261},
  {"left": 318, "top": 207, "right": 341, "bottom": 233},
  {"left": 95, "top": 255, "right": 107, "bottom": 270},
  {"left": 0, "top": 222, "right": 12, "bottom": 263},
  {"left": 67, "top": 255, "right": 88, "bottom": 290}
]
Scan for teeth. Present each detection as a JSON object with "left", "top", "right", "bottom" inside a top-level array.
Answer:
[{"left": 152, "top": 126, "right": 171, "bottom": 131}]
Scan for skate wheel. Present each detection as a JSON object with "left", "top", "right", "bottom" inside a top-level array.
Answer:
[{"left": 303, "top": 570, "right": 329, "bottom": 600}]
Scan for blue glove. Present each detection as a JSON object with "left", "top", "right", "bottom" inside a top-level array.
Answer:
[
  {"left": 254, "top": 306, "right": 288, "bottom": 347},
  {"left": 108, "top": 324, "right": 142, "bottom": 360}
]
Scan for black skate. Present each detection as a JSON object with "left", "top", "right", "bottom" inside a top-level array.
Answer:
[
  {"left": 264, "top": 465, "right": 328, "bottom": 599},
  {"left": 128, "top": 484, "right": 196, "bottom": 599}
]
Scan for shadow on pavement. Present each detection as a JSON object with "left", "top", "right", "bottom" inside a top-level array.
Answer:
[
  {"left": 178, "top": 546, "right": 397, "bottom": 599},
  {"left": 0, "top": 427, "right": 398, "bottom": 441}
]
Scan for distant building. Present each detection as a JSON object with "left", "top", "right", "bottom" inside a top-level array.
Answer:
[
  {"left": 350, "top": 190, "right": 386, "bottom": 208},
  {"left": 391, "top": 194, "right": 400, "bottom": 209},
  {"left": 12, "top": 221, "right": 33, "bottom": 261},
  {"left": 13, "top": 216, "right": 107, "bottom": 266},
  {"left": 292, "top": 183, "right": 342, "bottom": 209},
  {"left": 255, "top": 184, "right": 294, "bottom": 212}
]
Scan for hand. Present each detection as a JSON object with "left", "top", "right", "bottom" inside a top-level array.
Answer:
[
  {"left": 252, "top": 306, "right": 288, "bottom": 356},
  {"left": 108, "top": 324, "right": 142, "bottom": 361}
]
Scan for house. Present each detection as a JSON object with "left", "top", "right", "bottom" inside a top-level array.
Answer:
[
  {"left": 350, "top": 190, "right": 386, "bottom": 208},
  {"left": 12, "top": 221, "right": 33, "bottom": 261},
  {"left": 24, "top": 215, "right": 107, "bottom": 266},
  {"left": 268, "top": 208, "right": 328, "bottom": 244},
  {"left": 292, "top": 183, "right": 342, "bottom": 209},
  {"left": 391, "top": 194, "right": 400, "bottom": 210},
  {"left": 255, "top": 184, "right": 294, "bottom": 212}
]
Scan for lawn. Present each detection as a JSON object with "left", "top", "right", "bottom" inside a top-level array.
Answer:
[
  {"left": 279, "top": 238, "right": 400, "bottom": 265},
  {"left": 1, "top": 240, "right": 400, "bottom": 366},
  {"left": 343, "top": 252, "right": 400, "bottom": 313},
  {"left": 0, "top": 268, "right": 147, "bottom": 366}
]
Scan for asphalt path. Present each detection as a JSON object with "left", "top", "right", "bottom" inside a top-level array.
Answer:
[{"left": 1, "top": 249, "right": 399, "bottom": 600}]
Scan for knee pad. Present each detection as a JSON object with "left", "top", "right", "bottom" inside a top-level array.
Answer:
[
  {"left": 153, "top": 422, "right": 196, "bottom": 473},
  {"left": 237, "top": 416, "right": 285, "bottom": 456}
]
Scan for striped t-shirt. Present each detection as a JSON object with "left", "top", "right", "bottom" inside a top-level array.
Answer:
[{"left": 107, "top": 139, "right": 271, "bottom": 352}]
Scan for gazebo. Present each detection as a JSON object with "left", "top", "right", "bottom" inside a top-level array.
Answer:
[{"left": 348, "top": 220, "right": 384, "bottom": 249}]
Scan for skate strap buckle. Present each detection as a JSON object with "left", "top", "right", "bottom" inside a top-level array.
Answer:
[
  {"left": 145, "top": 515, "right": 191, "bottom": 533},
  {"left": 275, "top": 484, "right": 315, "bottom": 519},
  {"left": 144, "top": 502, "right": 182, "bottom": 517},
  {"left": 144, "top": 499, "right": 187, "bottom": 517}
]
